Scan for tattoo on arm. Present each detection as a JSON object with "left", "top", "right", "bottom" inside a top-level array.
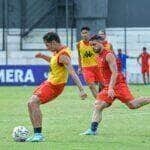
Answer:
[{"left": 59, "top": 55, "right": 83, "bottom": 91}]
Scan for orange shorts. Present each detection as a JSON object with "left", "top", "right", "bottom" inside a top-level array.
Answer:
[
  {"left": 82, "top": 66, "right": 102, "bottom": 84},
  {"left": 33, "top": 81, "right": 65, "bottom": 104},
  {"left": 97, "top": 82, "right": 134, "bottom": 104},
  {"left": 142, "top": 66, "right": 149, "bottom": 74}
]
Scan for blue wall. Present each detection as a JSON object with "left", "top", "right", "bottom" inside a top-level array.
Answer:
[{"left": 0, "top": 65, "right": 86, "bottom": 86}]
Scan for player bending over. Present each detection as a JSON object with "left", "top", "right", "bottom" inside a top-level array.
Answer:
[
  {"left": 81, "top": 35, "right": 150, "bottom": 135},
  {"left": 26, "top": 32, "right": 87, "bottom": 142}
]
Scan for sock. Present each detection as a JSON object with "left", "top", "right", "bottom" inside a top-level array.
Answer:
[
  {"left": 34, "top": 127, "right": 42, "bottom": 134},
  {"left": 91, "top": 122, "right": 98, "bottom": 132}
]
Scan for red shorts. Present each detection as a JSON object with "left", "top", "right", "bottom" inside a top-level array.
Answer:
[
  {"left": 82, "top": 66, "right": 102, "bottom": 84},
  {"left": 97, "top": 82, "right": 134, "bottom": 104},
  {"left": 142, "top": 66, "right": 149, "bottom": 74},
  {"left": 33, "top": 81, "right": 65, "bottom": 104}
]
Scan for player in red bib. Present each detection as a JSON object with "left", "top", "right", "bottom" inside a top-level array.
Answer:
[
  {"left": 137, "top": 47, "right": 150, "bottom": 84},
  {"left": 81, "top": 35, "right": 150, "bottom": 135}
]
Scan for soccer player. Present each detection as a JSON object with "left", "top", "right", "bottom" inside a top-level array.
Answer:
[
  {"left": 98, "top": 30, "right": 113, "bottom": 51},
  {"left": 117, "top": 48, "right": 129, "bottom": 76},
  {"left": 137, "top": 47, "right": 150, "bottom": 84},
  {"left": 98, "top": 29, "right": 114, "bottom": 91},
  {"left": 77, "top": 26, "right": 101, "bottom": 98},
  {"left": 81, "top": 35, "right": 150, "bottom": 135},
  {"left": 26, "top": 32, "right": 87, "bottom": 142}
]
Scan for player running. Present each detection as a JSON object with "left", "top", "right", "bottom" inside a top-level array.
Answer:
[
  {"left": 137, "top": 47, "right": 150, "bottom": 84},
  {"left": 77, "top": 26, "right": 101, "bottom": 98},
  {"left": 81, "top": 35, "right": 150, "bottom": 135},
  {"left": 26, "top": 32, "right": 87, "bottom": 142}
]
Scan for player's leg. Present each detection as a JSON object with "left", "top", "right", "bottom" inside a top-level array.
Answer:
[
  {"left": 116, "top": 82, "right": 150, "bottom": 109},
  {"left": 28, "top": 95, "right": 42, "bottom": 131},
  {"left": 87, "top": 83, "right": 98, "bottom": 98},
  {"left": 26, "top": 95, "right": 44, "bottom": 142},
  {"left": 142, "top": 72, "right": 146, "bottom": 84},
  {"left": 26, "top": 81, "right": 64, "bottom": 142},
  {"left": 81, "top": 100, "right": 110, "bottom": 135},
  {"left": 81, "top": 87, "right": 113, "bottom": 135},
  {"left": 146, "top": 71, "right": 149, "bottom": 84},
  {"left": 91, "top": 100, "right": 110, "bottom": 131},
  {"left": 126, "top": 97, "right": 150, "bottom": 109},
  {"left": 82, "top": 66, "right": 99, "bottom": 98}
]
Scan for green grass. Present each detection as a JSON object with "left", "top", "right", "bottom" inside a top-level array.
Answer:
[{"left": 0, "top": 85, "right": 150, "bottom": 150}]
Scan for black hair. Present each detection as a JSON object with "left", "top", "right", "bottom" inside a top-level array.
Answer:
[
  {"left": 43, "top": 32, "right": 61, "bottom": 43},
  {"left": 143, "top": 47, "right": 147, "bottom": 50},
  {"left": 89, "top": 34, "right": 103, "bottom": 41},
  {"left": 81, "top": 26, "right": 90, "bottom": 32}
]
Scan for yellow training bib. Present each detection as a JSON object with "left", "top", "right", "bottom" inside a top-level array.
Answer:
[
  {"left": 77, "top": 40, "right": 98, "bottom": 67},
  {"left": 48, "top": 46, "right": 71, "bottom": 85}
]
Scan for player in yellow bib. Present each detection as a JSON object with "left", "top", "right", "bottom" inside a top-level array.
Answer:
[
  {"left": 26, "top": 32, "right": 87, "bottom": 142},
  {"left": 77, "top": 27, "right": 102, "bottom": 98},
  {"left": 47, "top": 46, "right": 72, "bottom": 85}
]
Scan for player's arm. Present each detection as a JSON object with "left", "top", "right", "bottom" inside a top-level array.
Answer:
[
  {"left": 127, "top": 52, "right": 136, "bottom": 59},
  {"left": 128, "top": 56, "right": 136, "bottom": 59},
  {"left": 137, "top": 54, "right": 142, "bottom": 65},
  {"left": 76, "top": 43, "right": 82, "bottom": 74},
  {"left": 59, "top": 55, "right": 87, "bottom": 100},
  {"left": 35, "top": 52, "right": 51, "bottom": 62},
  {"left": 106, "top": 53, "right": 118, "bottom": 98}
]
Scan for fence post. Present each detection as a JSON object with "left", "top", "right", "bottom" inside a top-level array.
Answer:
[{"left": 65, "top": 0, "right": 69, "bottom": 46}]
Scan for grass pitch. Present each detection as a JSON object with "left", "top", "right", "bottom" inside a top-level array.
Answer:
[{"left": 0, "top": 85, "right": 150, "bottom": 150}]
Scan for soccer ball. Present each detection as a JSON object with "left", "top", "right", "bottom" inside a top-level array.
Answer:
[{"left": 12, "top": 126, "right": 29, "bottom": 142}]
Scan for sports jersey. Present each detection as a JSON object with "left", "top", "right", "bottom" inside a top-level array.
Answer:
[
  {"left": 96, "top": 49, "right": 134, "bottom": 104},
  {"left": 77, "top": 40, "right": 98, "bottom": 67},
  {"left": 96, "top": 49, "right": 125, "bottom": 86},
  {"left": 102, "top": 41, "right": 113, "bottom": 51},
  {"left": 48, "top": 46, "right": 71, "bottom": 85},
  {"left": 117, "top": 53, "right": 129, "bottom": 70},
  {"left": 141, "top": 52, "right": 149, "bottom": 67}
]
